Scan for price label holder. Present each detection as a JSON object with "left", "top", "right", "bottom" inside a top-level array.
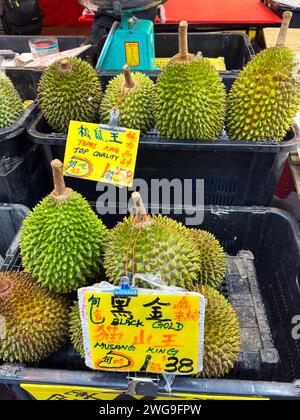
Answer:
[
  {"left": 63, "top": 119, "right": 140, "bottom": 188},
  {"left": 78, "top": 279, "right": 205, "bottom": 377}
]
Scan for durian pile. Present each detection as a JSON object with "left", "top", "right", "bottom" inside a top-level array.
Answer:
[
  {"left": 0, "top": 161, "right": 240, "bottom": 378},
  {"left": 37, "top": 12, "right": 300, "bottom": 143}
]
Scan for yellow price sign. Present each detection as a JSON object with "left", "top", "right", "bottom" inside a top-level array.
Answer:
[
  {"left": 78, "top": 287, "right": 205, "bottom": 375},
  {"left": 63, "top": 120, "right": 140, "bottom": 187}
]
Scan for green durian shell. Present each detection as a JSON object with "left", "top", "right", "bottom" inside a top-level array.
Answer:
[
  {"left": 103, "top": 215, "right": 201, "bottom": 289},
  {"left": 0, "top": 74, "right": 23, "bottom": 129},
  {"left": 190, "top": 229, "right": 227, "bottom": 289},
  {"left": 100, "top": 72, "right": 155, "bottom": 133},
  {"left": 154, "top": 57, "right": 227, "bottom": 140},
  {"left": 69, "top": 301, "right": 85, "bottom": 359},
  {"left": 20, "top": 191, "right": 108, "bottom": 294},
  {"left": 0, "top": 272, "right": 69, "bottom": 363},
  {"left": 38, "top": 57, "right": 103, "bottom": 133},
  {"left": 226, "top": 47, "right": 300, "bottom": 142},
  {"left": 195, "top": 285, "right": 240, "bottom": 378}
]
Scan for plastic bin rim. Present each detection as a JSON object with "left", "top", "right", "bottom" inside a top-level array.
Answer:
[
  {"left": 27, "top": 110, "right": 300, "bottom": 152},
  {"left": 0, "top": 102, "right": 38, "bottom": 142}
]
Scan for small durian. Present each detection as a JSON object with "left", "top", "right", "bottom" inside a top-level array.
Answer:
[
  {"left": 69, "top": 301, "right": 84, "bottom": 359},
  {"left": 20, "top": 160, "right": 108, "bottom": 294},
  {"left": 190, "top": 229, "right": 227, "bottom": 288},
  {"left": 226, "top": 12, "right": 300, "bottom": 142},
  {"left": 195, "top": 285, "right": 240, "bottom": 378},
  {"left": 104, "top": 192, "right": 200, "bottom": 288},
  {"left": 155, "top": 21, "right": 226, "bottom": 140},
  {"left": 0, "top": 73, "right": 23, "bottom": 129},
  {"left": 100, "top": 65, "right": 155, "bottom": 133},
  {"left": 0, "top": 272, "right": 69, "bottom": 363},
  {"left": 38, "top": 57, "right": 102, "bottom": 133}
]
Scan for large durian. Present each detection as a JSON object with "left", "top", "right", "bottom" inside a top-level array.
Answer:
[
  {"left": 104, "top": 192, "right": 200, "bottom": 288},
  {"left": 226, "top": 12, "right": 300, "bottom": 142},
  {"left": 69, "top": 301, "right": 85, "bottom": 359},
  {"left": 196, "top": 285, "right": 240, "bottom": 378},
  {"left": 38, "top": 57, "right": 102, "bottom": 133},
  {"left": 0, "top": 73, "right": 23, "bottom": 129},
  {"left": 190, "top": 229, "right": 227, "bottom": 289},
  {"left": 20, "top": 160, "right": 108, "bottom": 294},
  {"left": 154, "top": 21, "right": 226, "bottom": 140},
  {"left": 100, "top": 65, "right": 155, "bottom": 133},
  {"left": 0, "top": 272, "right": 69, "bottom": 363}
]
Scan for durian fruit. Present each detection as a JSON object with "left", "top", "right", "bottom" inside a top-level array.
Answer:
[
  {"left": 20, "top": 159, "right": 108, "bottom": 294},
  {"left": 196, "top": 285, "right": 240, "bottom": 378},
  {"left": 0, "top": 272, "right": 69, "bottom": 363},
  {"left": 0, "top": 73, "right": 23, "bottom": 129},
  {"left": 104, "top": 192, "right": 200, "bottom": 288},
  {"left": 38, "top": 57, "right": 102, "bottom": 133},
  {"left": 69, "top": 301, "right": 85, "bottom": 359},
  {"left": 190, "top": 229, "right": 227, "bottom": 289},
  {"left": 100, "top": 65, "right": 155, "bottom": 133},
  {"left": 154, "top": 21, "right": 226, "bottom": 140},
  {"left": 226, "top": 11, "right": 300, "bottom": 142}
]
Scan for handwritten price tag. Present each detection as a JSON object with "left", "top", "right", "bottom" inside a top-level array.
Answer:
[
  {"left": 63, "top": 120, "right": 140, "bottom": 187},
  {"left": 78, "top": 288, "right": 205, "bottom": 375}
]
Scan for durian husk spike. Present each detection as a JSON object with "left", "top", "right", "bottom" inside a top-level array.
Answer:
[
  {"left": 51, "top": 159, "right": 73, "bottom": 200},
  {"left": 0, "top": 275, "right": 11, "bottom": 294},
  {"left": 131, "top": 191, "right": 150, "bottom": 223},
  {"left": 276, "top": 11, "right": 293, "bottom": 47},
  {"left": 123, "top": 64, "right": 136, "bottom": 90},
  {"left": 173, "top": 20, "right": 194, "bottom": 63}
]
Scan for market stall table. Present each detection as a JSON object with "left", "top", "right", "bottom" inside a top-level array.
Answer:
[{"left": 79, "top": 0, "right": 282, "bottom": 33}]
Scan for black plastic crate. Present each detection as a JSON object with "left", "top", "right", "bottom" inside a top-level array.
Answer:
[
  {"left": 97, "top": 32, "right": 255, "bottom": 91},
  {"left": 0, "top": 105, "right": 52, "bottom": 208},
  {"left": 0, "top": 36, "right": 92, "bottom": 100},
  {"left": 0, "top": 206, "right": 300, "bottom": 399},
  {"left": 261, "top": 0, "right": 300, "bottom": 28},
  {"left": 27, "top": 112, "right": 300, "bottom": 207},
  {"left": 0, "top": 203, "right": 28, "bottom": 264}
]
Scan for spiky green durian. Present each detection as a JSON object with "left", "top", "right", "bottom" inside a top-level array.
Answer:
[
  {"left": 69, "top": 301, "right": 85, "bottom": 359},
  {"left": 226, "top": 47, "right": 300, "bottom": 142},
  {"left": 100, "top": 66, "right": 155, "bottom": 133},
  {"left": 38, "top": 57, "right": 102, "bottom": 133},
  {"left": 20, "top": 160, "right": 108, "bottom": 294},
  {"left": 154, "top": 21, "right": 226, "bottom": 141},
  {"left": 190, "top": 229, "right": 227, "bottom": 288},
  {"left": 0, "top": 73, "right": 23, "bottom": 129},
  {"left": 104, "top": 198, "right": 200, "bottom": 289},
  {"left": 0, "top": 272, "right": 69, "bottom": 363},
  {"left": 195, "top": 285, "right": 240, "bottom": 378}
]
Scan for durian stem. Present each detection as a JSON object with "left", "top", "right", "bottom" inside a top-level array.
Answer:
[
  {"left": 178, "top": 21, "right": 189, "bottom": 60},
  {"left": 132, "top": 192, "right": 148, "bottom": 220},
  {"left": 51, "top": 159, "right": 67, "bottom": 196},
  {"left": 276, "top": 11, "right": 293, "bottom": 47},
  {"left": 60, "top": 58, "right": 72, "bottom": 71},
  {"left": 123, "top": 64, "right": 135, "bottom": 89}
]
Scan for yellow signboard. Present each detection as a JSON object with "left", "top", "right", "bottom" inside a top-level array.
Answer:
[
  {"left": 63, "top": 121, "right": 140, "bottom": 187},
  {"left": 79, "top": 288, "right": 204, "bottom": 375},
  {"left": 20, "top": 384, "right": 269, "bottom": 401}
]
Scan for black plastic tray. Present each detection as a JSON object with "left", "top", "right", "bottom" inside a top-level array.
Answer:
[
  {"left": 27, "top": 111, "right": 300, "bottom": 207},
  {"left": 0, "top": 206, "right": 300, "bottom": 399},
  {"left": 1, "top": 36, "right": 93, "bottom": 100},
  {"left": 97, "top": 32, "right": 255, "bottom": 92},
  {"left": 0, "top": 105, "right": 52, "bottom": 208}
]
